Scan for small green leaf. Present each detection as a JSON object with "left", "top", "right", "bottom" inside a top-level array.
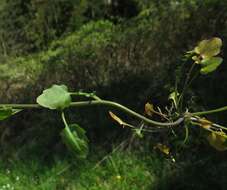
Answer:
[
  {"left": 194, "top": 37, "right": 222, "bottom": 59},
  {"left": 0, "top": 107, "right": 22, "bottom": 121},
  {"left": 61, "top": 124, "right": 89, "bottom": 159},
  {"left": 200, "top": 57, "right": 223, "bottom": 74},
  {"left": 36, "top": 84, "right": 71, "bottom": 110},
  {"left": 134, "top": 128, "right": 143, "bottom": 138},
  {"left": 168, "top": 91, "right": 179, "bottom": 108},
  {"left": 201, "top": 57, "right": 223, "bottom": 66}
]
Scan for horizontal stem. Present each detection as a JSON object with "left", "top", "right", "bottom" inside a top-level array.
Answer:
[
  {"left": 0, "top": 100, "right": 184, "bottom": 127},
  {"left": 191, "top": 105, "right": 227, "bottom": 116},
  {"left": 0, "top": 103, "right": 40, "bottom": 108},
  {"left": 70, "top": 92, "right": 101, "bottom": 101}
]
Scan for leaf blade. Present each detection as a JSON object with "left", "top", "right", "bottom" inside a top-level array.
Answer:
[
  {"left": 195, "top": 37, "right": 222, "bottom": 59},
  {"left": 0, "top": 107, "right": 22, "bottom": 121},
  {"left": 207, "top": 131, "right": 227, "bottom": 151},
  {"left": 36, "top": 84, "right": 72, "bottom": 110},
  {"left": 200, "top": 57, "right": 223, "bottom": 74},
  {"left": 144, "top": 102, "right": 154, "bottom": 116},
  {"left": 109, "top": 111, "right": 134, "bottom": 128},
  {"left": 61, "top": 124, "right": 89, "bottom": 159}
]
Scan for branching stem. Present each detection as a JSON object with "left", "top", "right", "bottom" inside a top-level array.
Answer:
[{"left": 0, "top": 100, "right": 184, "bottom": 127}]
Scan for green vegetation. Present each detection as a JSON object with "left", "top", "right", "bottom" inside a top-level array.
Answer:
[
  {"left": 1, "top": 36, "right": 226, "bottom": 158},
  {"left": 0, "top": 151, "right": 158, "bottom": 190},
  {"left": 1, "top": 0, "right": 227, "bottom": 189},
  {"left": 1, "top": 149, "right": 227, "bottom": 190}
]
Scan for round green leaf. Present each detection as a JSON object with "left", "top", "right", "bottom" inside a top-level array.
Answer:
[
  {"left": 194, "top": 37, "right": 222, "bottom": 59},
  {"left": 36, "top": 85, "right": 72, "bottom": 110},
  {"left": 0, "top": 107, "right": 22, "bottom": 121},
  {"left": 200, "top": 57, "right": 223, "bottom": 74}
]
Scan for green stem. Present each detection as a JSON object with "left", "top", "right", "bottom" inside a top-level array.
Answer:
[
  {"left": 61, "top": 111, "right": 69, "bottom": 128},
  {"left": 177, "top": 62, "right": 196, "bottom": 111},
  {"left": 70, "top": 92, "right": 101, "bottom": 101},
  {"left": 0, "top": 103, "right": 40, "bottom": 108},
  {"left": 191, "top": 105, "right": 227, "bottom": 116},
  {"left": 185, "top": 70, "right": 200, "bottom": 90},
  {"left": 183, "top": 125, "right": 189, "bottom": 144},
  {"left": 0, "top": 100, "right": 184, "bottom": 127}
]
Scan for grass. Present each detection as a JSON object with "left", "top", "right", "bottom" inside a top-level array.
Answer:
[
  {"left": 0, "top": 150, "right": 163, "bottom": 190},
  {"left": 1, "top": 137, "right": 227, "bottom": 190}
]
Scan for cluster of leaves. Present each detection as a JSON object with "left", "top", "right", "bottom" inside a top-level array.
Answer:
[
  {"left": 178, "top": 38, "right": 227, "bottom": 151},
  {"left": 189, "top": 37, "right": 223, "bottom": 74},
  {"left": 184, "top": 38, "right": 227, "bottom": 151}
]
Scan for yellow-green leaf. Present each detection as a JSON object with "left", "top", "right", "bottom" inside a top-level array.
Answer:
[
  {"left": 194, "top": 37, "right": 222, "bottom": 59},
  {"left": 200, "top": 57, "right": 223, "bottom": 74},
  {"left": 109, "top": 111, "right": 125, "bottom": 126},
  {"left": 109, "top": 111, "right": 133, "bottom": 128},
  {"left": 199, "top": 118, "right": 212, "bottom": 125},
  {"left": 201, "top": 124, "right": 212, "bottom": 130},
  {"left": 207, "top": 132, "right": 227, "bottom": 151},
  {"left": 168, "top": 91, "right": 179, "bottom": 108},
  {"left": 144, "top": 102, "right": 154, "bottom": 116},
  {"left": 154, "top": 143, "right": 170, "bottom": 155},
  {"left": 201, "top": 57, "right": 223, "bottom": 66}
]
